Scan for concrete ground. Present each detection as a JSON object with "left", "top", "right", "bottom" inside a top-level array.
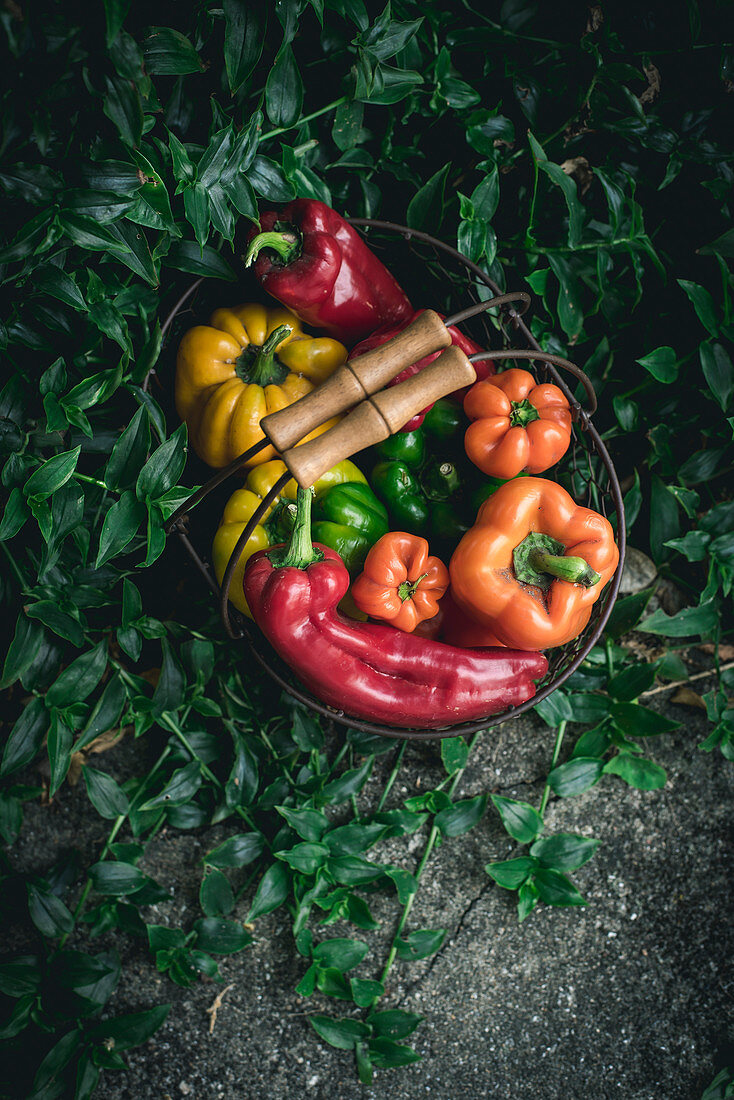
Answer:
[{"left": 7, "top": 660, "right": 733, "bottom": 1100}]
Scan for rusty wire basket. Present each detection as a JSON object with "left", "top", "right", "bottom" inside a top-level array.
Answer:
[{"left": 159, "top": 220, "right": 626, "bottom": 741}]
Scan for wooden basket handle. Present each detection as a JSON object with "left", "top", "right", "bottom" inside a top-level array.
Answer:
[
  {"left": 282, "top": 346, "right": 476, "bottom": 488},
  {"left": 260, "top": 309, "right": 451, "bottom": 453}
]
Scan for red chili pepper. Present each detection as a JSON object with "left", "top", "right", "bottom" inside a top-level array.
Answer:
[
  {"left": 244, "top": 199, "right": 413, "bottom": 345},
  {"left": 244, "top": 488, "right": 547, "bottom": 729},
  {"left": 349, "top": 310, "right": 494, "bottom": 430}
]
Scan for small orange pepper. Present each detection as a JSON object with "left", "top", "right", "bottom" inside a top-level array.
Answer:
[
  {"left": 449, "top": 477, "right": 619, "bottom": 650},
  {"left": 351, "top": 532, "right": 449, "bottom": 632},
  {"left": 464, "top": 368, "right": 572, "bottom": 479}
]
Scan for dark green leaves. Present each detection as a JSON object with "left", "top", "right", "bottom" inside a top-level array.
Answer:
[
  {"left": 528, "top": 132, "right": 583, "bottom": 248},
  {"left": 407, "top": 164, "right": 450, "bottom": 231},
  {"left": 143, "top": 27, "right": 203, "bottom": 76},
  {"left": 223, "top": 0, "right": 264, "bottom": 93},
  {"left": 635, "top": 346, "right": 678, "bottom": 384},
  {"left": 491, "top": 796, "right": 543, "bottom": 844},
  {"left": 265, "top": 46, "right": 303, "bottom": 128}
]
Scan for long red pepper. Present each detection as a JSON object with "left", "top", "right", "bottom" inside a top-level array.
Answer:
[
  {"left": 244, "top": 199, "right": 414, "bottom": 345},
  {"left": 244, "top": 488, "right": 547, "bottom": 729},
  {"left": 348, "top": 310, "right": 494, "bottom": 429}
]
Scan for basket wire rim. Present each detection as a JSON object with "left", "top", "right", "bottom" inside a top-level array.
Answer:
[{"left": 159, "top": 218, "right": 626, "bottom": 740}]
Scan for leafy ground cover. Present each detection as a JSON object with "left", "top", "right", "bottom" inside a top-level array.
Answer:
[{"left": 0, "top": 1, "right": 732, "bottom": 1095}]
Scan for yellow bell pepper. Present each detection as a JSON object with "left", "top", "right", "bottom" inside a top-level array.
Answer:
[
  {"left": 212, "top": 458, "right": 367, "bottom": 616},
  {"left": 175, "top": 303, "right": 347, "bottom": 469}
]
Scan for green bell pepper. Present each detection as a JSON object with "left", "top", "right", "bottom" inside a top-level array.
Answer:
[
  {"left": 374, "top": 429, "right": 426, "bottom": 469},
  {"left": 312, "top": 482, "right": 389, "bottom": 573}
]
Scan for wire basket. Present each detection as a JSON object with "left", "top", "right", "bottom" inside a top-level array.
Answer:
[{"left": 159, "top": 220, "right": 626, "bottom": 742}]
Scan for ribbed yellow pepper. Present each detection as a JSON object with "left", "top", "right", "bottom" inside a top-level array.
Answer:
[
  {"left": 175, "top": 303, "right": 347, "bottom": 469},
  {"left": 212, "top": 458, "right": 367, "bottom": 616}
]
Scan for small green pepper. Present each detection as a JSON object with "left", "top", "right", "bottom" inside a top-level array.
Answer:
[
  {"left": 312, "top": 482, "right": 389, "bottom": 573},
  {"left": 371, "top": 461, "right": 431, "bottom": 534},
  {"left": 422, "top": 398, "right": 464, "bottom": 442},
  {"left": 374, "top": 429, "right": 426, "bottom": 469}
]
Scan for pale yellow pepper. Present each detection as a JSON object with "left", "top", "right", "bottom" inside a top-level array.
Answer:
[{"left": 176, "top": 303, "right": 347, "bottom": 469}]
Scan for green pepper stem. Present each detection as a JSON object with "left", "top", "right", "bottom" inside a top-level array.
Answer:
[
  {"left": 513, "top": 531, "right": 600, "bottom": 590},
  {"left": 530, "top": 549, "right": 600, "bottom": 586},
  {"left": 239, "top": 323, "right": 292, "bottom": 387},
  {"left": 268, "top": 486, "right": 323, "bottom": 570},
  {"left": 245, "top": 229, "right": 300, "bottom": 267},
  {"left": 509, "top": 397, "right": 541, "bottom": 428},
  {"left": 397, "top": 573, "right": 429, "bottom": 602}
]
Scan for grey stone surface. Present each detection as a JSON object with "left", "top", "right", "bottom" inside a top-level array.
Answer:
[{"left": 7, "top": 689, "right": 734, "bottom": 1100}]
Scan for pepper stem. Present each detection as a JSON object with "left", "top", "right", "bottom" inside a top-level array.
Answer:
[
  {"left": 237, "top": 324, "right": 292, "bottom": 387},
  {"left": 513, "top": 532, "right": 600, "bottom": 591},
  {"left": 509, "top": 397, "right": 541, "bottom": 428},
  {"left": 397, "top": 573, "right": 429, "bottom": 602},
  {"left": 245, "top": 229, "right": 300, "bottom": 267},
  {"left": 268, "top": 486, "right": 324, "bottom": 570}
]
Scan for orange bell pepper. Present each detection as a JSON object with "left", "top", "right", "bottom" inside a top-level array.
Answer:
[
  {"left": 449, "top": 477, "right": 619, "bottom": 650},
  {"left": 351, "top": 532, "right": 449, "bottom": 632},
  {"left": 464, "top": 368, "right": 572, "bottom": 479}
]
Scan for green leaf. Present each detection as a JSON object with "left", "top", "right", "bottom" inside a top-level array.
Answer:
[
  {"left": 96, "top": 490, "right": 146, "bottom": 568},
  {"left": 407, "top": 163, "right": 450, "bottom": 231},
  {"left": 485, "top": 856, "right": 537, "bottom": 890},
  {"left": 491, "top": 795, "right": 543, "bottom": 844},
  {"left": 603, "top": 754, "right": 667, "bottom": 789},
  {"left": 248, "top": 155, "right": 296, "bottom": 202},
  {"left": 47, "top": 714, "right": 74, "bottom": 796},
  {"left": 435, "top": 793, "right": 487, "bottom": 837},
  {"left": 638, "top": 599, "right": 718, "bottom": 638},
  {"left": 528, "top": 132, "right": 583, "bottom": 248},
  {"left": 395, "top": 927, "right": 446, "bottom": 960},
  {"left": 95, "top": 1003, "right": 170, "bottom": 1050},
  {"left": 517, "top": 881, "right": 539, "bottom": 922},
  {"left": 547, "top": 757, "right": 604, "bottom": 797},
  {"left": 611, "top": 702, "right": 681, "bottom": 736},
  {"left": 321, "top": 757, "right": 373, "bottom": 803},
  {"left": 76, "top": 676, "right": 127, "bottom": 752},
  {"left": 677, "top": 278, "right": 719, "bottom": 336},
  {"left": 27, "top": 881, "right": 74, "bottom": 937},
  {"left": 0, "top": 615, "right": 45, "bottom": 690},
  {"left": 0, "top": 487, "right": 30, "bottom": 542},
  {"left": 328, "top": 855, "right": 383, "bottom": 885},
  {"left": 46, "top": 640, "right": 107, "bottom": 708},
  {"left": 604, "top": 588, "right": 654, "bottom": 640},
  {"left": 247, "top": 862, "right": 290, "bottom": 921},
  {"left": 205, "top": 832, "right": 265, "bottom": 868},
  {"left": 650, "top": 475, "right": 680, "bottom": 563},
  {"left": 89, "top": 861, "right": 146, "bottom": 896},
  {"left": 440, "top": 736, "right": 468, "bottom": 774},
  {"left": 194, "top": 917, "right": 252, "bottom": 954},
  {"left": 136, "top": 423, "right": 187, "bottom": 502},
  {"left": 312, "top": 938, "right": 369, "bottom": 972},
  {"left": 276, "top": 841, "right": 330, "bottom": 874},
  {"left": 105, "top": 406, "right": 151, "bottom": 491},
  {"left": 533, "top": 868, "right": 587, "bottom": 907},
  {"left": 164, "top": 240, "right": 236, "bottom": 281},
  {"left": 635, "top": 346, "right": 678, "bottom": 384},
  {"left": 608, "top": 663, "right": 658, "bottom": 702},
  {"left": 24, "top": 447, "right": 81, "bottom": 500},
  {"left": 368, "top": 1036, "right": 422, "bottom": 1068},
  {"left": 700, "top": 342, "right": 734, "bottom": 412},
  {"left": 150, "top": 640, "right": 187, "bottom": 717},
  {"left": 26, "top": 602, "right": 84, "bottom": 647},
  {"left": 103, "top": 76, "right": 143, "bottom": 147},
  {"left": 140, "top": 761, "right": 201, "bottom": 810},
  {"left": 104, "top": 0, "right": 131, "bottom": 46},
  {"left": 530, "top": 834, "right": 600, "bottom": 872},
  {"left": 351, "top": 977, "right": 384, "bottom": 1008},
  {"left": 83, "top": 766, "right": 130, "bottom": 819},
  {"left": 265, "top": 44, "right": 303, "bottom": 129},
  {"left": 276, "top": 805, "right": 329, "bottom": 842},
  {"left": 223, "top": 0, "right": 264, "bottom": 93},
  {"left": 309, "top": 1015, "right": 370, "bottom": 1051},
  {"left": 143, "top": 27, "right": 202, "bottom": 75},
  {"left": 200, "top": 867, "right": 235, "bottom": 917},
  {"left": 324, "top": 822, "right": 385, "bottom": 855},
  {"left": 368, "top": 1009, "right": 423, "bottom": 1039}
]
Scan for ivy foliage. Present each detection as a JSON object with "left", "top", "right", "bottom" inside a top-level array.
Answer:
[{"left": 0, "top": 0, "right": 732, "bottom": 1093}]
